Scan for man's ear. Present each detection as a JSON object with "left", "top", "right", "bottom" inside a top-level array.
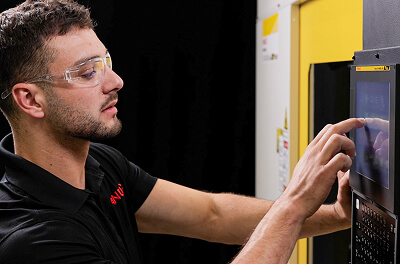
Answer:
[{"left": 12, "top": 83, "right": 46, "bottom": 119}]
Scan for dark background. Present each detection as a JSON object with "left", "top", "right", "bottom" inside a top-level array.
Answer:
[{"left": 0, "top": 1, "right": 256, "bottom": 263}]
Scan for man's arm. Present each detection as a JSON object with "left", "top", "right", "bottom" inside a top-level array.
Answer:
[
  {"left": 136, "top": 118, "right": 364, "bottom": 263},
  {"left": 136, "top": 179, "right": 267, "bottom": 244},
  {"left": 231, "top": 118, "right": 364, "bottom": 263},
  {"left": 136, "top": 172, "right": 349, "bottom": 244}
]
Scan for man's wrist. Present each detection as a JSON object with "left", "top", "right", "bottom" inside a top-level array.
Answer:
[
  {"left": 330, "top": 202, "right": 351, "bottom": 229},
  {"left": 273, "top": 193, "right": 309, "bottom": 226}
]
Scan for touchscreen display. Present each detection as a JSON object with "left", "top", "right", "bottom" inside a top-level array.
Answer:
[{"left": 355, "top": 81, "right": 390, "bottom": 188}]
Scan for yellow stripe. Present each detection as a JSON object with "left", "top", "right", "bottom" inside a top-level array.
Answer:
[
  {"left": 298, "top": 239, "right": 308, "bottom": 264},
  {"left": 356, "top": 65, "right": 390, "bottom": 71},
  {"left": 298, "top": 0, "right": 363, "bottom": 263}
]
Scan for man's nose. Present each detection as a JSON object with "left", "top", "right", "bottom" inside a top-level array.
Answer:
[{"left": 103, "top": 68, "right": 124, "bottom": 94}]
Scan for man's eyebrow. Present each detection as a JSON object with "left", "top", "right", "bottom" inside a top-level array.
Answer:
[
  {"left": 71, "top": 50, "right": 109, "bottom": 67},
  {"left": 72, "top": 55, "right": 98, "bottom": 66}
]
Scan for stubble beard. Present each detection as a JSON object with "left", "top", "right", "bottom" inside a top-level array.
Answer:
[{"left": 45, "top": 91, "right": 122, "bottom": 142}]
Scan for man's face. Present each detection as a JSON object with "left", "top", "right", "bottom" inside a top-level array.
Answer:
[{"left": 43, "top": 28, "right": 124, "bottom": 141}]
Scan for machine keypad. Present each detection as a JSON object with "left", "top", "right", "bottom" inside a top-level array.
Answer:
[{"left": 353, "top": 196, "right": 396, "bottom": 264}]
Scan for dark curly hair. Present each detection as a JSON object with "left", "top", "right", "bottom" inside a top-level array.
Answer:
[{"left": 0, "top": 0, "right": 94, "bottom": 122}]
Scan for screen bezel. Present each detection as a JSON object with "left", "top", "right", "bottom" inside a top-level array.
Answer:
[{"left": 350, "top": 65, "right": 397, "bottom": 213}]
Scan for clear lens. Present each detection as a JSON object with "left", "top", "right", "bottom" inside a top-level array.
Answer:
[
  {"left": 63, "top": 52, "right": 112, "bottom": 87},
  {"left": 65, "top": 58, "right": 105, "bottom": 86}
]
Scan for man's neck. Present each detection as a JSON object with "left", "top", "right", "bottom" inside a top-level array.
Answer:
[{"left": 13, "top": 129, "right": 90, "bottom": 190}]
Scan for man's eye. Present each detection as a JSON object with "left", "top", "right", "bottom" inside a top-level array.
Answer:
[{"left": 80, "top": 67, "right": 97, "bottom": 79}]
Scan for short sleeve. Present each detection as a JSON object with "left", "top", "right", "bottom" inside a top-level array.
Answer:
[{"left": 88, "top": 143, "right": 158, "bottom": 212}]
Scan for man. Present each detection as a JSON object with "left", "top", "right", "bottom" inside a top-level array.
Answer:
[{"left": 0, "top": 1, "right": 364, "bottom": 263}]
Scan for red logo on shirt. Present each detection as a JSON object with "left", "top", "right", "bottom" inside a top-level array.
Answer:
[{"left": 110, "top": 184, "right": 125, "bottom": 205}]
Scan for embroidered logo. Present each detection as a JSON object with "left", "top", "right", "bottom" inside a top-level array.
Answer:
[{"left": 110, "top": 183, "right": 125, "bottom": 205}]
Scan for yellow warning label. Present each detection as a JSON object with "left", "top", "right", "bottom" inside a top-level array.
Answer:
[
  {"left": 356, "top": 65, "right": 390, "bottom": 72},
  {"left": 263, "top": 13, "right": 278, "bottom": 37}
]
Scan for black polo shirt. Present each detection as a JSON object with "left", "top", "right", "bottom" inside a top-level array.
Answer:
[{"left": 0, "top": 133, "right": 157, "bottom": 263}]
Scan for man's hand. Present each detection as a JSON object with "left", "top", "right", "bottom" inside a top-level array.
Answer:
[
  {"left": 298, "top": 169, "right": 353, "bottom": 239},
  {"left": 282, "top": 118, "right": 365, "bottom": 221}
]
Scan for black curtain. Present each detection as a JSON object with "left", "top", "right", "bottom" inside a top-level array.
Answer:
[{"left": 0, "top": 1, "right": 256, "bottom": 263}]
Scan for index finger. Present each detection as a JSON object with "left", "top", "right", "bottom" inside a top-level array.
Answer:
[
  {"left": 336, "top": 118, "right": 365, "bottom": 133},
  {"left": 317, "top": 118, "right": 365, "bottom": 147}
]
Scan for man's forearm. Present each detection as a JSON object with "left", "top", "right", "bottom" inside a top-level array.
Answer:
[
  {"left": 230, "top": 197, "right": 305, "bottom": 264},
  {"left": 207, "top": 193, "right": 272, "bottom": 244},
  {"left": 300, "top": 203, "right": 350, "bottom": 239},
  {"left": 209, "top": 193, "right": 349, "bottom": 245}
]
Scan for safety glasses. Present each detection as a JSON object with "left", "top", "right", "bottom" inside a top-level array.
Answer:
[{"left": 1, "top": 51, "right": 112, "bottom": 100}]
